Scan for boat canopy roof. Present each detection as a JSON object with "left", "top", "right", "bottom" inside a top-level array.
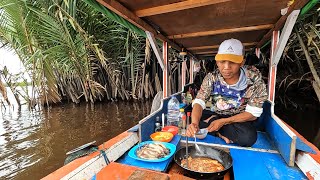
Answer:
[{"left": 96, "top": 0, "right": 310, "bottom": 58}]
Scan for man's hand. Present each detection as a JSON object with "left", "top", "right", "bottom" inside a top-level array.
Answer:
[
  {"left": 186, "top": 123, "right": 199, "bottom": 137},
  {"left": 207, "top": 119, "right": 226, "bottom": 132}
]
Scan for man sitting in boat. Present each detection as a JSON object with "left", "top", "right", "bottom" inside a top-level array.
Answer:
[{"left": 186, "top": 38, "right": 268, "bottom": 147}]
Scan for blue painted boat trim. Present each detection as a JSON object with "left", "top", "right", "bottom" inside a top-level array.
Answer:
[
  {"left": 263, "top": 101, "right": 294, "bottom": 165},
  {"left": 140, "top": 97, "right": 170, "bottom": 142},
  {"left": 296, "top": 137, "right": 316, "bottom": 154},
  {"left": 262, "top": 101, "right": 315, "bottom": 166},
  {"left": 265, "top": 111, "right": 294, "bottom": 165},
  {"left": 90, "top": 174, "right": 96, "bottom": 180}
]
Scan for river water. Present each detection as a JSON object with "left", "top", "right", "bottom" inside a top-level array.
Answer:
[{"left": 0, "top": 100, "right": 151, "bottom": 180}]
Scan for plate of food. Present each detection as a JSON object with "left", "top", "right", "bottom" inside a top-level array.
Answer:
[
  {"left": 128, "top": 141, "right": 176, "bottom": 162},
  {"left": 150, "top": 131, "right": 174, "bottom": 142}
]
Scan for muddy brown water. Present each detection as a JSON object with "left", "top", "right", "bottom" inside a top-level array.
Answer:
[{"left": 0, "top": 101, "right": 151, "bottom": 180}]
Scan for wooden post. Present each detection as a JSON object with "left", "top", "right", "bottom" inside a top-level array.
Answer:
[
  {"left": 189, "top": 57, "right": 194, "bottom": 84},
  {"left": 181, "top": 58, "right": 186, "bottom": 90},
  {"left": 268, "top": 10, "right": 299, "bottom": 103},
  {"left": 268, "top": 31, "right": 279, "bottom": 103},
  {"left": 163, "top": 42, "right": 168, "bottom": 98},
  {"left": 178, "top": 60, "right": 181, "bottom": 92},
  {"left": 255, "top": 48, "right": 260, "bottom": 58}
]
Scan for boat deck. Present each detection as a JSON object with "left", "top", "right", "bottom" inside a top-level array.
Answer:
[
  {"left": 90, "top": 131, "right": 306, "bottom": 180},
  {"left": 114, "top": 99, "right": 312, "bottom": 180}
]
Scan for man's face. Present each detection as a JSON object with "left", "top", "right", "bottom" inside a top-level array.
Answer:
[{"left": 216, "top": 60, "right": 242, "bottom": 80}]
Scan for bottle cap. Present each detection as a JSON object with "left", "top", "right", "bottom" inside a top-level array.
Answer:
[
  {"left": 182, "top": 115, "right": 186, "bottom": 120},
  {"left": 180, "top": 109, "right": 184, "bottom": 112},
  {"left": 187, "top": 112, "right": 191, "bottom": 116}
]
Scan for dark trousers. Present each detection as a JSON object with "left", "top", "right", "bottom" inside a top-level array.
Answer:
[{"left": 199, "top": 110, "right": 257, "bottom": 147}]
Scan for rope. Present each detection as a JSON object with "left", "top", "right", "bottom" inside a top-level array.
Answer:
[{"left": 100, "top": 142, "right": 110, "bottom": 165}]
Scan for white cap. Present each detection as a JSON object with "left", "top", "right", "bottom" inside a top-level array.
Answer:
[{"left": 215, "top": 38, "right": 244, "bottom": 63}]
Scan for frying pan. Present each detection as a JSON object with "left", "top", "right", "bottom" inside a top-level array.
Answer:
[{"left": 174, "top": 145, "right": 232, "bottom": 179}]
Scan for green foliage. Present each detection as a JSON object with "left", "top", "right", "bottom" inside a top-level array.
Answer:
[{"left": 0, "top": 0, "right": 149, "bottom": 105}]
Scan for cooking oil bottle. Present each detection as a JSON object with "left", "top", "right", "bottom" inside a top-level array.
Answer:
[{"left": 178, "top": 108, "right": 186, "bottom": 135}]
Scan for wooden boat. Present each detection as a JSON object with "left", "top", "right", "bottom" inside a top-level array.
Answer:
[{"left": 43, "top": 0, "right": 320, "bottom": 179}]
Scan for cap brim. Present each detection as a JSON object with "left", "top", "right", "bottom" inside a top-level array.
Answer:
[{"left": 215, "top": 54, "right": 244, "bottom": 63}]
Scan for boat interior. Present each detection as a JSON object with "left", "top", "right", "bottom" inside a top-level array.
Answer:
[{"left": 43, "top": 88, "right": 319, "bottom": 179}]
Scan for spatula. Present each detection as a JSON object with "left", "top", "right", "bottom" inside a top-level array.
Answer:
[{"left": 194, "top": 134, "right": 203, "bottom": 154}]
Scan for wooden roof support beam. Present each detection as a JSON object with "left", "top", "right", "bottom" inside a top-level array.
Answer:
[
  {"left": 146, "top": 31, "right": 165, "bottom": 70},
  {"left": 190, "top": 45, "right": 219, "bottom": 51},
  {"left": 200, "top": 54, "right": 216, "bottom": 57},
  {"left": 96, "top": 0, "right": 181, "bottom": 51},
  {"left": 189, "top": 42, "right": 257, "bottom": 51},
  {"left": 135, "top": 0, "right": 231, "bottom": 17},
  {"left": 195, "top": 48, "right": 251, "bottom": 55},
  {"left": 194, "top": 51, "right": 217, "bottom": 55},
  {"left": 257, "top": 0, "right": 310, "bottom": 47},
  {"left": 168, "top": 24, "right": 273, "bottom": 39},
  {"left": 195, "top": 51, "right": 217, "bottom": 55}
]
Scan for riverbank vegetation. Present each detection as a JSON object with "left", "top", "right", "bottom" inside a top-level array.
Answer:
[{"left": 0, "top": 0, "right": 183, "bottom": 107}]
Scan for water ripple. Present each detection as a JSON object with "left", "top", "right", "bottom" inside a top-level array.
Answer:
[{"left": 0, "top": 100, "right": 151, "bottom": 179}]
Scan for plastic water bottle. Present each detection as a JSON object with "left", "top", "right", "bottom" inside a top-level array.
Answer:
[{"left": 167, "top": 96, "right": 180, "bottom": 127}]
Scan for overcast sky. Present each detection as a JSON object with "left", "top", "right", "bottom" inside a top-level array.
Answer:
[
  {"left": 0, "top": 48, "right": 25, "bottom": 74},
  {"left": 0, "top": 48, "right": 32, "bottom": 84}
]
